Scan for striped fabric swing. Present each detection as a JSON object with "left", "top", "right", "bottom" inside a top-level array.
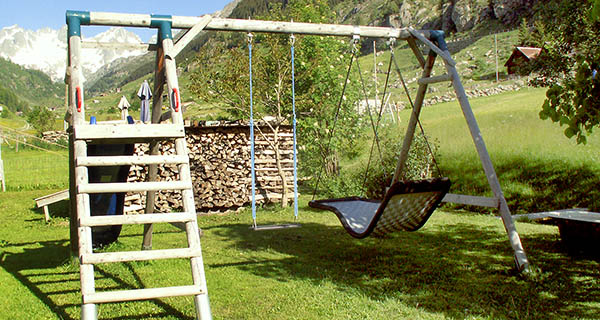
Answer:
[{"left": 309, "top": 37, "right": 450, "bottom": 238}]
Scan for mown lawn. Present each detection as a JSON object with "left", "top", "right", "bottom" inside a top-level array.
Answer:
[
  {"left": 1, "top": 87, "right": 600, "bottom": 319},
  {"left": 1, "top": 188, "right": 599, "bottom": 319}
]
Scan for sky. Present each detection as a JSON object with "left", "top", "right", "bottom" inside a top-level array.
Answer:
[{"left": 0, "top": 0, "right": 233, "bottom": 41}]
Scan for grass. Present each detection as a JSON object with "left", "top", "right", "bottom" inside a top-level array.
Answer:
[{"left": 1, "top": 188, "right": 599, "bottom": 319}]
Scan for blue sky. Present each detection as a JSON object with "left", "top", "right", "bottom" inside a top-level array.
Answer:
[{"left": 0, "top": 0, "right": 233, "bottom": 41}]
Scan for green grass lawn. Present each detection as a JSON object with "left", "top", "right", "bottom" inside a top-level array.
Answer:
[
  {"left": 1, "top": 88, "right": 600, "bottom": 319},
  {"left": 0, "top": 189, "right": 599, "bottom": 319}
]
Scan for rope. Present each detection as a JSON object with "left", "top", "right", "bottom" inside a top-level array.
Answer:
[
  {"left": 290, "top": 34, "right": 299, "bottom": 219},
  {"left": 311, "top": 37, "right": 358, "bottom": 200},
  {"left": 248, "top": 33, "right": 257, "bottom": 228},
  {"left": 391, "top": 50, "right": 443, "bottom": 178},
  {"left": 359, "top": 39, "right": 394, "bottom": 194}
]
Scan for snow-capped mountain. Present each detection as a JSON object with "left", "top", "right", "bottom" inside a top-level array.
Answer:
[{"left": 0, "top": 25, "right": 148, "bottom": 83}]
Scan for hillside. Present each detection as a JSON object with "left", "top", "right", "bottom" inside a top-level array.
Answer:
[{"left": 0, "top": 58, "right": 63, "bottom": 112}]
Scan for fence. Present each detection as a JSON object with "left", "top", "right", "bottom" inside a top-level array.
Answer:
[{"left": 0, "top": 126, "right": 69, "bottom": 191}]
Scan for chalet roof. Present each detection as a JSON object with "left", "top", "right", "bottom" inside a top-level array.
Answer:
[{"left": 515, "top": 47, "right": 542, "bottom": 60}]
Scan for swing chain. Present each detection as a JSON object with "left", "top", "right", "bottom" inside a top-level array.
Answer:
[{"left": 352, "top": 34, "right": 360, "bottom": 53}]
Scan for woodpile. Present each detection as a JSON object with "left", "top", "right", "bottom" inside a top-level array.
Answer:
[
  {"left": 42, "top": 130, "right": 68, "bottom": 144},
  {"left": 124, "top": 120, "right": 296, "bottom": 214}
]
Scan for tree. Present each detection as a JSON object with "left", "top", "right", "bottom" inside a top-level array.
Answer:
[
  {"left": 524, "top": 0, "right": 600, "bottom": 144},
  {"left": 190, "top": 0, "right": 363, "bottom": 204},
  {"left": 27, "top": 106, "right": 55, "bottom": 135}
]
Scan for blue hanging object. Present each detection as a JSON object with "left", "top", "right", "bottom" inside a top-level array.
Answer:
[
  {"left": 248, "top": 34, "right": 257, "bottom": 228},
  {"left": 291, "top": 36, "right": 299, "bottom": 220}
]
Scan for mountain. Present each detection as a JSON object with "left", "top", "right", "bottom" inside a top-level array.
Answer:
[
  {"left": 0, "top": 25, "right": 148, "bottom": 83},
  {"left": 0, "top": 57, "right": 63, "bottom": 110}
]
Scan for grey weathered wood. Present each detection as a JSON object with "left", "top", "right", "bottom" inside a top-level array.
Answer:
[
  {"left": 80, "top": 212, "right": 197, "bottom": 226},
  {"left": 391, "top": 53, "right": 436, "bottom": 184},
  {"left": 88, "top": 11, "right": 412, "bottom": 39},
  {"left": 35, "top": 189, "right": 70, "bottom": 207},
  {"left": 76, "top": 154, "right": 188, "bottom": 166},
  {"left": 78, "top": 181, "right": 192, "bottom": 194},
  {"left": 81, "top": 248, "right": 202, "bottom": 264},
  {"left": 81, "top": 41, "right": 157, "bottom": 51},
  {"left": 442, "top": 193, "right": 499, "bottom": 208},
  {"left": 407, "top": 38, "right": 425, "bottom": 68},
  {"left": 83, "top": 285, "right": 204, "bottom": 304},
  {"left": 444, "top": 60, "right": 529, "bottom": 272},
  {"left": 74, "top": 123, "right": 184, "bottom": 140},
  {"left": 171, "top": 15, "right": 212, "bottom": 58},
  {"left": 418, "top": 74, "right": 451, "bottom": 85},
  {"left": 407, "top": 28, "right": 455, "bottom": 67}
]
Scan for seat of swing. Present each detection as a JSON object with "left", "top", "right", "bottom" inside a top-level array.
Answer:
[{"left": 309, "top": 177, "right": 451, "bottom": 238}]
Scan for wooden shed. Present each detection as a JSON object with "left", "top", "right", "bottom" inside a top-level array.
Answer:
[{"left": 505, "top": 47, "right": 542, "bottom": 75}]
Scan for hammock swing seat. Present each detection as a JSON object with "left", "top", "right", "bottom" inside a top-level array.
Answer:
[
  {"left": 309, "top": 36, "right": 451, "bottom": 238},
  {"left": 309, "top": 177, "right": 450, "bottom": 238}
]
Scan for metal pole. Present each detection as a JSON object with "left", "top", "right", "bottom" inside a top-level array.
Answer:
[{"left": 495, "top": 34, "right": 499, "bottom": 82}]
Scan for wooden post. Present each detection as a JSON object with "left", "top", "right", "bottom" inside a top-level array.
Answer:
[
  {"left": 443, "top": 58, "right": 529, "bottom": 272},
  {"left": 495, "top": 34, "right": 499, "bottom": 82},
  {"left": 391, "top": 52, "right": 436, "bottom": 183},
  {"left": 141, "top": 42, "right": 166, "bottom": 251}
]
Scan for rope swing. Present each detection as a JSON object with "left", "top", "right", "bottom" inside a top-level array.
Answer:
[{"left": 248, "top": 33, "right": 301, "bottom": 231}]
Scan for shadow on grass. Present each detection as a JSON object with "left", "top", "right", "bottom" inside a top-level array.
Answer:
[
  {"left": 0, "top": 235, "right": 195, "bottom": 319},
  {"left": 443, "top": 155, "right": 600, "bottom": 214},
  {"left": 208, "top": 217, "right": 600, "bottom": 319}
]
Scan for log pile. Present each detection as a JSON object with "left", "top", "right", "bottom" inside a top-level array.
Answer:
[
  {"left": 124, "top": 120, "right": 296, "bottom": 214},
  {"left": 42, "top": 130, "right": 69, "bottom": 144}
]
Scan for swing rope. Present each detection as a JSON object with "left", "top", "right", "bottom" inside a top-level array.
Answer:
[
  {"left": 248, "top": 33, "right": 258, "bottom": 228},
  {"left": 311, "top": 36, "right": 359, "bottom": 200},
  {"left": 290, "top": 34, "right": 299, "bottom": 220},
  {"left": 358, "top": 39, "right": 395, "bottom": 194},
  {"left": 391, "top": 48, "right": 443, "bottom": 178}
]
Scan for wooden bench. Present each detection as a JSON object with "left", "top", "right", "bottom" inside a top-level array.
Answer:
[{"left": 35, "top": 189, "right": 69, "bottom": 222}]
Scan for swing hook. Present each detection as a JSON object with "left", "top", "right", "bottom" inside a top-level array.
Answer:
[
  {"left": 247, "top": 32, "right": 254, "bottom": 45},
  {"left": 290, "top": 33, "right": 296, "bottom": 46},
  {"left": 352, "top": 33, "right": 360, "bottom": 53},
  {"left": 387, "top": 37, "right": 397, "bottom": 50}
]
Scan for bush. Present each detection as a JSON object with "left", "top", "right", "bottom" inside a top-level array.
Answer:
[{"left": 362, "top": 131, "right": 440, "bottom": 199}]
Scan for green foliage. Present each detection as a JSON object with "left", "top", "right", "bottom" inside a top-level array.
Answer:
[
  {"left": 26, "top": 106, "right": 55, "bottom": 135},
  {"left": 362, "top": 131, "right": 439, "bottom": 199},
  {"left": 0, "top": 85, "right": 29, "bottom": 113},
  {"left": 191, "top": 0, "right": 363, "bottom": 182},
  {"left": 524, "top": 0, "right": 600, "bottom": 144},
  {"left": 0, "top": 57, "right": 62, "bottom": 108}
]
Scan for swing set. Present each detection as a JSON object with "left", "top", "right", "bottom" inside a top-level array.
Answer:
[{"left": 64, "top": 9, "right": 530, "bottom": 320}]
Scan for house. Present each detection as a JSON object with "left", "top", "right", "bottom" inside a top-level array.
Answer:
[{"left": 505, "top": 47, "right": 542, "bottom": 75}]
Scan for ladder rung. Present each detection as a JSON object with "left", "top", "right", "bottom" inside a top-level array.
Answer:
[
  {"left": 74, "top": 124, "right": 185, "bottom": 140},
  {"left": 81, "top": 248, "right": 202, "bottom": 264},
  {"left": 77, "top": 155, "right": 189, "bottom": 167},
  {"left": 80, "top": 212, "right": 197, "bottom": 227},
  {"left": 78, "top": 181, "right": 192, "bottom": 194},
  {"left": 417, "top": 74, "right": 452, "bottom": 85},
  {"left": 83, "top": 285, "right": 204, "bottom": 304}
]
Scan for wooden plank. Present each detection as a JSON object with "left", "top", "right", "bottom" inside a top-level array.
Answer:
[
  {"left": 171, "top": 15, "right": 212, "bottom": 58},
  {"left": 252, "top": 224, "right": 301, "bottom": 231},
  {"left": 441, "top": 193, "right": 499, "bottom": 208},
  {"left": 407, "top": 29, "right": 455, "bottom": 67},
  {"left": 74, "top": 124, "right": 184, "bottom": 140},
  {"left": 83, "top": 285, "right": 204, "bottom": 304},
  {"left": 87, "top": 11, "right": 412, "bottom": 39},
  {"left": 80, "top": 212, "right": 197, "bottom": 227},
  {"left": 81, "top": 41, "right": 157, "bottom": 51},
  {"left": 77, "top": 154, "right": 188, "bottom": 166},
  {"left": 35, "top": 189, "right": 70, "bottom": 207},
  {"left": 81, "top": 247, "right": 202, "bottom": 264},
  {"left": 417, "top": 74, "right": 451, "bottom": 85},
  {"left": 444, "top": 61, "right": 529, "bottom": 272},
  {"left": 78, "top": 181, "right": 192, "bottom": 194}
]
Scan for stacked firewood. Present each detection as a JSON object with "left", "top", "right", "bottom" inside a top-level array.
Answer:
[{"left": 124, "top": 121, "right": 296, "bottom": 214}]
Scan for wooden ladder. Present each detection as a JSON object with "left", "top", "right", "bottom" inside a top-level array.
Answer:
[{"left": 72, "top": 123, "right": 211, "bottom": 319}]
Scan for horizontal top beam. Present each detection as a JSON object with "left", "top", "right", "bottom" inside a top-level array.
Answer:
[{"left": 71, "top": 11, "right": 439, "bottom": 40}]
